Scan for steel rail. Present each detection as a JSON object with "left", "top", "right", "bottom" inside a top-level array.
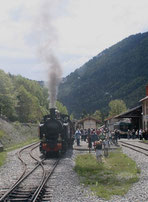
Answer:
[
  {"left": 31, "top": 158, "right": 60, "bottom": 202},
  {"left": 120, "top": 142, "right": 148, "bottom": 156},
  {"left": 16, "top": 142, "right": 40, "bottom": 183},
  {"left": 0, "top": 141, "right": 42, "bottom": 201},
  {"left": 119, "top": 141, "right": 148, "bottom": 151}
]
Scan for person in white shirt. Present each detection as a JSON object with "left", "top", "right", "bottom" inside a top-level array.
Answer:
[{"left": 75, "top": 129, "right": 81, "bottom": 146}]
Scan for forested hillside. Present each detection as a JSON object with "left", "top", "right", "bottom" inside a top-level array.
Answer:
[
  {"left": 0, "top": 70, "right": 49, "bottom": 122},
  {"left": 58, "top": 32, "right": 148, "bottom": 118},
  {"left": 0, "top": 70, "right": 68, "bottom": 122}
]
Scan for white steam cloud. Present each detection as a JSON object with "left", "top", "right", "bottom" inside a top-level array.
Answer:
[{"left": 38, "top": 0, "right": 62, "bottom": 108}]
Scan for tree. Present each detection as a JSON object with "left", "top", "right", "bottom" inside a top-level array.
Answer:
[
  {"left": 13, "top": 75, "right": 50, "bottom": 122},
  {"left": 108, "top": 99, "right": 127, "bottom": 117},
  {"left": 56, "top": 101, "right": 68, "bottom": 114},
  {"left": 0, "top": 94, "right": 17, "bottom": 120},
  {"left": 0, "top": 69, "right": 50, "bottom": 122},
  {"left": 81, "top": 110, "right": 88, "bottom": 119},
  {"left": 0, "top": 70, "right": 17, "bottom": 120},
  {"left": 92, "top": 110, "right": 102, "bottom": 122},
  {"left": 13, "top": 75, "right": 49, "bottom": 108},
  {"left": 17, "top": 86, "right": 43, "bottom": 122},
  {"left": 70, "top": 113, "right": 74, "bottom": 121}
]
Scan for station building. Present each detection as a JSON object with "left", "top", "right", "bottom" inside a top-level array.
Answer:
[
  {"left": 105, "top": 85, "right": 148, "bottom": 131},
  {"left": 104, "top": 116, "right": 119, "bottom": 131},
  {"left": 140, "top": 85, "right": 148, "bottom": 130},
  {"left": 77, "top": 116, "right": 101, "bottom": 130}
]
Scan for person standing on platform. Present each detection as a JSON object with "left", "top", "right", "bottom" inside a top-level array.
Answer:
[
  {"left": 84, "top": 129, "right": 88, "bottom": 141},
  {"left": 108, "top": 130, "right": 112, "bottom": 144},
  {"left": 127, "top": 129, "right": 130, "bottom": 140},
  {"left": 87, "top": 128, "right": 92, "bottom": 153},
  {"left": 75, "top": 129, "right": 81, "bottom": 146},
  {"left": 135, "top": 130, "right": 139, "bottom": 139},
  {"left": 142, "top": 129, "right": 146, "bottom": 140},
  {"left": 91, "top": 130, "right": 99, "bottom": 149},
  {"left": 114, "top": 129, "right": 118, "bottom": 145},
  {"left": 103, "top": 137, "right": 110, "bottom": 157},
  {"left": 95, "top": 140, "right": 103, "bottom": 162},
  {"left": 139, "top": 129, "right": 142, "bottom": 140},
  {"left": 117, "top": 130, "right": 120, "bottom": 140},
  {"left": 132, "top": 129, "right": 135, "bottom": 139},
  {"left": 80, "top": 129, "right": 84, "bottom": 141}
]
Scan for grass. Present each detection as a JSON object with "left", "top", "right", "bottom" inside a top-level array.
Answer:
[
  {"left": 74, "top": 149, "right": 140, "bottom": 200},
  {"left": 0, "top": 151, "right": 7, "bottom": 167},
  {"left": 0, "top": 138, "right": 39, "bottom": 167},
  {"left": 5, "top": 138, "right": 39, "bottom": 152},
  {"left": 0, "top": 129, "right": 6, "bottom": 139}
]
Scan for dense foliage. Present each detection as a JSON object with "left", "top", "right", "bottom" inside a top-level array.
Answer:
[
  {"left": 108, "top": 99, "right": 127, "bottom": 117},
  {"left": 0, "top": 70, "right": 68, "bottom": 122},
  {"left": 0, "top": 70, "right": 49, "bottom": 122},
  {"left": 58, "top": 32, "right": 148, "bottom": 118}
]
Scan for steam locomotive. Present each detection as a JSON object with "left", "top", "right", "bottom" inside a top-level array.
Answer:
[{"left": 39, "top": 108, "right": 74, "bottom": 156}]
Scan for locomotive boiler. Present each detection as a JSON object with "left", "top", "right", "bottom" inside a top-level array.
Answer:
[{"left": 39, "top": 108, "right": 74, "bottom": 156}]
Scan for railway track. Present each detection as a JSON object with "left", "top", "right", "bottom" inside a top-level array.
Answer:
[
  {"left": 0, "top": 142, "right": 60, "bottom": 201},
  {"left": 119, "top": 140, "right": 148, "bottom": 156}
]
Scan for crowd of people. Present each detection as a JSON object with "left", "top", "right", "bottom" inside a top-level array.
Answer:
[
  {"left": 127, "top": 128, "right": 148, "bottom": 140},
  {"left": 75, "top": 128, "right": 119, "bottom": 146},
  {"left": 74, "top": 128, "right": 119, "bottom": 162},
  {"left": 74, "top": 127, "right": 148, "bottom": 163}
]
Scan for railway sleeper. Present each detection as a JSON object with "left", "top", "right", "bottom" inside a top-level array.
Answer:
[
  {"left": 7, "top": 198, "right": 31, "bottom": 202},
  {"left": 42, "top": 199, "right": 52, "bottom": 201},
  {"left": 9, "top": 193, "right": 32, "bottom": 198},
  {"left": 13, "top": 190, "right": 35, "bottom": 193},
  {"left": 10, "top": 194, "right": 30, "bottom": 197}
]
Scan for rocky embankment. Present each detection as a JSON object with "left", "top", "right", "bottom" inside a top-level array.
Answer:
[{"left": 0, "top": 118, "right": 38, "bottom": 149}]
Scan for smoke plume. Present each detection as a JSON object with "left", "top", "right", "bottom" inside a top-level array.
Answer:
[
  {"left": 38, "top": 0, "right": 62, "bottom": 108},
  {"left": 47, "top": 54, "right": 62, "bottom": 108}
]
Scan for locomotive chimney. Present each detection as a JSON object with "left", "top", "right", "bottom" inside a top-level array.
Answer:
[{"left": 50, "top": 108, "right": 56, "bottom": 119}]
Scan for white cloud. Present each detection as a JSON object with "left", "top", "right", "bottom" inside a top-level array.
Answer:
[
  {"left": 56, "top": 0, "right": 148, "bottom": 55},
  {"left": 54, "top": 0, "right": 148, "bottom": 76},
  {"left": 0, "top": 0, "right": 148, "bottom": 80}
]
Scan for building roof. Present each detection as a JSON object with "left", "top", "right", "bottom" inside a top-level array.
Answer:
[
  {"left": 78, "top": 116, "right": 101, "bottom": 124},
  {"left": 139, "top": 96, "right": 148, "bottom": 102},
  {"left": 104, "top": 116, "right": 117, "bottom": 121},
  {"left": 114, "top": 105, "right": 142, "bottom": 118}
]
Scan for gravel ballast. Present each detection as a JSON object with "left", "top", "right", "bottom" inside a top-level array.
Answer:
[{"left": 0, "top": 142, "right": 148, "bottom": 202}]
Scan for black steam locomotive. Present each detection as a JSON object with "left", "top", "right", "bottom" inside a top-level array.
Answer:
[{"left": 39, "top": 108, "right": 74, "bottom": 156}]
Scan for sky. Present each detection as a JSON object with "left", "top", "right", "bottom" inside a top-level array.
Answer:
[{"left": 0, "top": 0, "right": 148, "bottom": 81}]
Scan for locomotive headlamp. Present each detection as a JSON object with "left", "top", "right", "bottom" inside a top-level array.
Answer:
[{"left": 58, "top": 134, "right": 62, "bottom": 142}]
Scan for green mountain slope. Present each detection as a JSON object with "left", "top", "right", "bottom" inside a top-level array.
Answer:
[{"left": 58, "top": 32, "right": 148, "bottom": 118}]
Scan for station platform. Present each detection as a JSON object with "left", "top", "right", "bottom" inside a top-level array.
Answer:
[{"left": 73, "top": 140, "right": 119, "bottom": 151}]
